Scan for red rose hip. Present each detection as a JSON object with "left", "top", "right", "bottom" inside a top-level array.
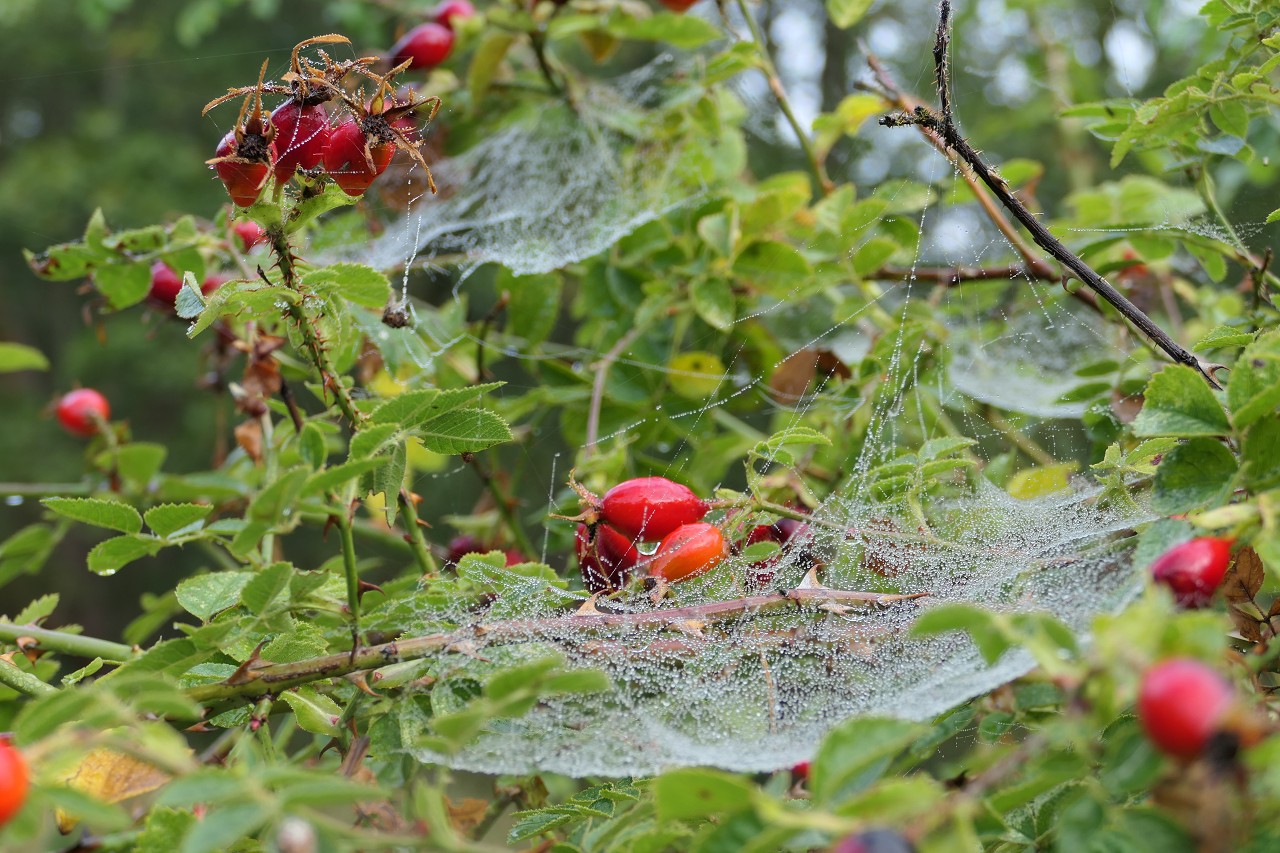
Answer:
[
  {"left": 389, "top": 23, "right": 456, "bottom": 70},
  {"left": 231, "top": 220, "right": 266, "bottom": 251},
  {"left": 648, "top": 522, "right": 727, "bottom": 582},
  {"left": 270, "top": 100, "right": 330, "bottom": 183},
  {"left": 1138, "top": 658, "right": 1233, "bottom": 759},
  {"left": 576, "top": 523, "right": 640, "bottom": 592},
  {"left": 600, "top": 476, "right": 709, "bottom": 541},
  {"left": 56, "top": 388, "right": 110, "bottom": 437},
  {"left": 0, "top": 737, "right": 28, "bottom": 828},
  {"left": 148, "top": 261, "right": 184, "bottom": 309},
  {"left": 1150, "top": 537, "right": 1232, "bottom": 608},
  {"left": 660, "top": 0, "right": 701, "bottom": 11},
  {"left": 433, "top": 0, "right": 476, "bottom": 27},
  {"left": 324, "top": 119, "right": 395, "bottom": 197}
]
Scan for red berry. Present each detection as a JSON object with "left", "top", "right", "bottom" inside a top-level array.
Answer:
[
  {"left": 1150, "top": 537, "right": 1232, "bottom": 608},
  {"left": 323, "top": 120, "right": 395, "bottom": 197},
  {"left": 576, "top": 523, "right": 640, "bottom": 592},
  {"left": 660, "top": 0, "right": 701, "bottom": 11},
  {"left": 0, "top": 737, "right": 28, "bottom": 828},
  {"left": 790, "top": 760, "right": 810, "bottom": 781},
  {"left": 648, "top": 522, "right": 727, "bottom": 582},
  {"left": 389, "top": 23, "right": 456, "bottom": 70},
  {"left": 1138, "top": 658, "right": 1233, "bottom": 759},
  {"left": 56, "top": 388, "right": 110, "bottom": 437},
  {"left": 503, "top": 548, "right": 528, "bottom": 566},
  {"left": 201, "top": 274, "right": 226, "bottom": 297},
  {"left": 212, "top": 129, "right": 273, "bottom": 207},
  {"left": 831, "top": 830, "right": 915, "bottom": 853},
  {"left": 446, "top": 535, "right": 485, "bottom": 566},
  {"left": 148, "top": 261, "right": 184, "bottom": 309},
  {"left": 433, "top": 0, "right": 476, "bottom": 27},
  {"left": 270, "top": 101, "right": 330, "bottom": 183},
  {"left": 600, "top": 477, "right": 709, "bottom": 541},
  {"left": 231, "top": 220, "right": 266, "bottom": 251}
]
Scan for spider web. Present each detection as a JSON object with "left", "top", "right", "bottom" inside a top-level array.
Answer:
[{"left": 325, "top": 11, "right": 1176, "bottom": 775}]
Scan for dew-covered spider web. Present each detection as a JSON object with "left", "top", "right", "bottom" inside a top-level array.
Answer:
[{"left": 313, "top": 11, "right": 1201, "bottom": 776}]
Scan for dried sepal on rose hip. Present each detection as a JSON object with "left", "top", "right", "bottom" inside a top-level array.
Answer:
[
  {"left": 324, "top": 65, "right": 442, "bottom": 197},
  {"left": 204, "top": 60, "right": 277, "bottom": 207}
]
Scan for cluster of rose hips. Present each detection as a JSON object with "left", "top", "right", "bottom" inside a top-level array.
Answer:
[
  {"left": 569, "top": 475, "right": 809, "bottom": 592},
  {"left": 0, "top": 737, "right": 28, "bottom": 830},
  {"left": 206, "top": 25, "right": 449, "bottom": 209}
]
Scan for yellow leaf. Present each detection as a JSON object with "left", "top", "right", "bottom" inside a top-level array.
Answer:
[
  {"left": 57, "top": 747, "right": 172, "bottom": 832},
  {"left": 1006, "top": 463, "right": 1079, "bottom": 500}
]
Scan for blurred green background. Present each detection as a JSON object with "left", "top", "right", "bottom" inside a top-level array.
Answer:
[{"left": 1, "top": 0, "right": 1272, "bottom": 637}]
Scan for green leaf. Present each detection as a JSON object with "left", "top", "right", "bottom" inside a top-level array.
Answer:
[
  {"left": 107, "top": 443, "right": 168, "bottom": 489},
  {"left": 94, "top": 262, "right": 152, "bottom": 309},
  {"left": 607, "top": 13, "right": 722, "bottom": 48},
  {"left": 827, "top": 0, "right": 875, "bottom": 28},
  {"left": 281, "top": 687, "right": 342, "bottom": 736},
  {"left": 508, "top": 810, "right": 574, "bottom": 844},
  {"left": 733, "top": 241, "right": 812, "bottom": 291},
  {"left": 181, "top": 802, "right": 271, "bottom": 853},
  {"left": 852, "top": 237, "right": 898, "bottom": 278},
  {"left": 0, "top": 342, "right": 48, "bottom": 372},
  {"left": 370, "top": 389, "right": 442, "bottom": 427},
  {"left": 654, "top": 769, "right": 755, "bottom": 820},
  {"left": 302, "top": 262, "right": 391, "bottom": 309},
  {"left": 1194, "top": 324, "right": 1254, "bottom": 351},
  {"left": 176, "top": 572, "right": 252, "bottom": 621},
  {"left": 1227, "top": 332, "right": 1280, "bottom": 429},
  {"left": 469, "top": 32, "right": 517, "bottom": 103},
  {"left": 302, "top": 458, "right": 391, "bottom": 496},
  {"left": 349, "top": 422, "right": 400, "bottom": 459},
  {"left": 416, "top": 408, "right": 513, "bottom": 454},
  {"left": 1131, "top": 365, "right": 1229, "bottom": 437},
  {"left": 247, "top": 466, "right": 310, "bottom": 524},
  {"left": 88, "top": 534, "right": 162, "bottom": 575},
  {"left": 1151, "top": 438, "right": 1237, "bottom": 515},
  {"left": 240, "top": 561, "right": 293, "bottom": 614},
  {"left": 144, "top": 503, "right": 213, "bottom": 538},
  {"left": 690, "top": 277, "right": 735, "bottom": 332},
  {"left": 811, "top": 717, "right": 922, "bottom": 804},
  {"left": 42, "top": 498, "right": 143, "bottom": 534},
  {"left": 503, "top": 270, "right": 563, "bottom": 347},
  {"left": 912, "top": 604, "right": 1011, "bottom": 664},
  {"left": 298, "top": 422, "right": 328, "bottom": 469},
  {"left": 1241, "top": 416, "right": 1280, "bottom": 492}
]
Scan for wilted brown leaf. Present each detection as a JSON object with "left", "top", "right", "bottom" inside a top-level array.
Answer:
[
  {"left": 1223, "top": 546, "right": 1264, "bottom": 603},
  {"left": 447, "top": 797, "right": 489, "bottom": 834},
  {"left": 234, "top": 418, "right": 263, "bottom": 463}
]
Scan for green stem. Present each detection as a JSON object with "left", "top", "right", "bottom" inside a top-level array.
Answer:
[
  {"left": 468, "top": 457, "right": 538, "bottom": 559},
  {"left": 735, "top": 0, "right": 832, "bottom": 197},
  {"left": 398, "top": 490, "right": 439, "bottom": 577},
  {"left": 260, "top": 411, "right": 277, "bottom": 563},
  {"left": 268, "top": 229, "right": 366, "bottom": 428},
  {"left": 0, "top": 482, "right": 93, "bottom": 498},
  {"left": 984, "top": 407, "right": 1057, "bottom": 467},
  {"left": 337, "top": 513, "right": 361, "bottom": 632},
  {"left": 0, "top": 659, "right": 57, "bottom": 696},
  {"left": 0, "top": 622, "right": 136, "bottom": 662}
]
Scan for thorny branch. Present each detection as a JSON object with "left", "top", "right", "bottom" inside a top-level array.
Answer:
[
  {"left": 878, "top": 1, "right": 1222, "bottom": 388},
  {"left": 185, "top": 584, "right": 926, "bottom": 709}
]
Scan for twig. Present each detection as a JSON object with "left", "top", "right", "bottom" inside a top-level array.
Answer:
[
  {"left": 879, "top": 2, "right": 1221, "bottom": 388},
  {"left": 398, "top": 489, "right": 439, "bottom": 577},
  {"left": 0, "top": 622, "right": 137, "bottom": 662},
  {"left": 584, "top": 326, "right": 643, "bottom": 458},
  {"left": 0, "top": 659, "right": 58, "bottom": 696},
  {"left": 185, "top": 585, "right": 925, "bottom": 708},
  {"left": 735, "top": 0, "right": 833, "bottom": 196},
  {"left": 873, "top": 263, "right": 1058, "bottom": 285}
]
